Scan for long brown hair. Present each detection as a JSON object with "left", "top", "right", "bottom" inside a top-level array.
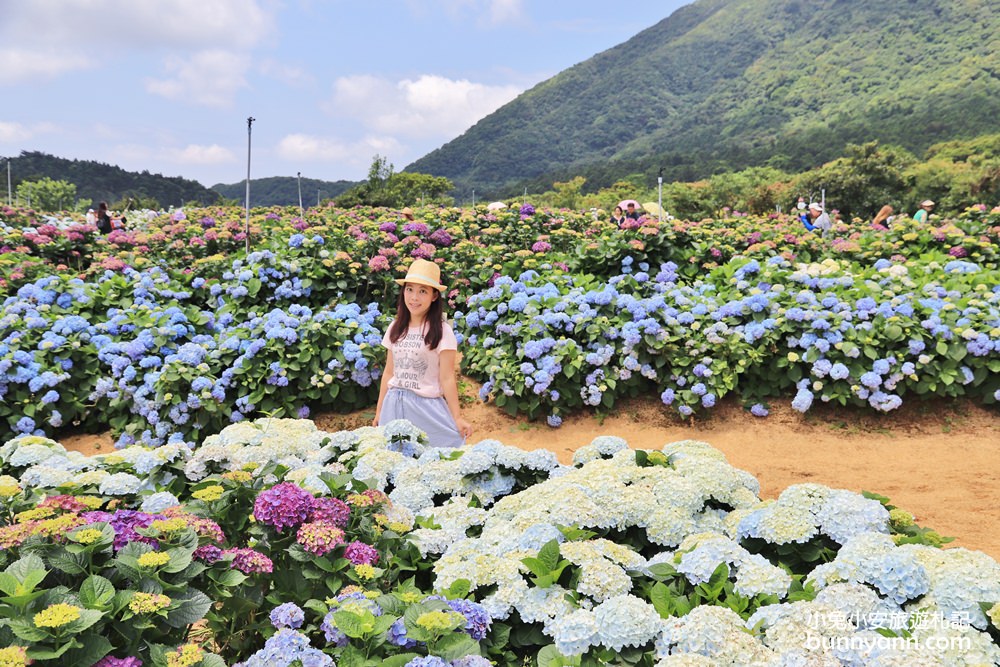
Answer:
[{"left": 387, "top": 287, "right": 444, "bottom": 349}]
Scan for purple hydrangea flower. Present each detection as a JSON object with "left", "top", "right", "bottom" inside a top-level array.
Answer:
[
  {"left": 343, "top": 541, "right": 379, "bottom": 566},
  {"left": 253, "top": 482, "right": 315, "bottom": 531},
  {"left": 310, "top": 497, "right": 351, "bottom": 527},
  {"left": 269, "top": 602, "right": 305, "bottom": 629}
]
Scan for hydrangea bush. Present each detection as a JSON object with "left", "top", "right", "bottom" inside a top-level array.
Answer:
[{"left": 2, "top": 419, "right": 999, "bottom": 665}]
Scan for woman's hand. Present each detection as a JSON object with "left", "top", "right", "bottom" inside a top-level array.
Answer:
[{"left": 455, "top": 416, "right": 473, "bottom": 440}]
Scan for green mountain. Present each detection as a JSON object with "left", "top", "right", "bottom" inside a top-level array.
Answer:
[
  {"left": 1, "top": 151, "right": 221, "bottom": 208},
  {"left": 406, "top": 0, "right": 1000, "bottom": 196},
  {"left": 211, "top": 176, "right": 356, "bottom": 207}
]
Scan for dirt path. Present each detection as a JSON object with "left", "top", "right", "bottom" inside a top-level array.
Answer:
[{"left": 60, "top": 395, "right": 1000, "bottom": 560}]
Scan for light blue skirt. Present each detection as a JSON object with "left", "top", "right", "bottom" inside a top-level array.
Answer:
[{"left": 378, "top": 388, "right": 465, "bottom": 448}]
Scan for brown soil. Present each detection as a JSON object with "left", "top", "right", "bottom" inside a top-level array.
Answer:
[{"left": 60, "top": 391, "right": 1000, "bottom": 560}]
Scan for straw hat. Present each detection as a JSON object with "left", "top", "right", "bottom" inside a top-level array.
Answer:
[
  {"left": 395, "top": 258, "right": 445, "bottom": 292},
  {"left": 808, "top": 202, "right": 823, "bottom": 212},
  {"left": 920, "top": 200, "right": 935, "bottom": 207}
]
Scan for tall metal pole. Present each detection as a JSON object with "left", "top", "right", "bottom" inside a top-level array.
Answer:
[
  {"left": 6, "top": 159, "right": 11, "bottom": 206},
  {"left": 244, "top": 116, "right": 255, "bottom": 255},
  {"left": 657, "top": 167, "right": 664, "bottom": 223},
  {"left": 472, "top": 189, "right": 475, "bottom": 208},
  {"left": 297, "top": 171, "right": 303, "bottom": 214}
]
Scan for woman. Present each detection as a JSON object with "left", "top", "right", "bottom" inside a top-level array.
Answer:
[
  {"left": 372, "top": 258, "right": 472, "bottom": 447},
  {"left": 95, "top": 202, "right": 112, "bottom": 234},
  {"left": 610, "top": 205, "right": 625, "bottom": 226}
]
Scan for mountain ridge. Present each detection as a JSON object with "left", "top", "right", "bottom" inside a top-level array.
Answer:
[{"left": 405, "top": 0, "right": 1000, "bottom": 196}]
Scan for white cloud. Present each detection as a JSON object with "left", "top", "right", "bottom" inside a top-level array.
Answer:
[
  {"left": 0, "top": 1, "right": 270, "bottom": 51},
  {"left": 258, "top": 59, "right": 313, "bottom": 87},
  {"left": 169, "top": 144, "right": 237, "bottom": 165},
  {"left": 0, "top": 120, "right": 59, "bottom": 143},
  {"left": 331, "top": 74, "right": 522, "bottom": 139},
  {"left": 276, "top": 133, "right": 402, "bottom": 172},
  {"left": 0, "top": 48, "right": 93, "bottom": 84},
  {"left": 0, "top": 2, "right": 269, "bottom": 87},
  {"left": 145, "top": 50, "right": 251, "bottom": 107},
  {"left": 416, "top": 0, "right": 524, "bottom": 26}
]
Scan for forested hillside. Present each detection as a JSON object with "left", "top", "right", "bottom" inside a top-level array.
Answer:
[
  {"left": 1, "top": 151, "right": 220, "bottom": 208},
  {"left": 407, "top": 0, "right": 1000, "bottom": 196},
  {"left": 212, "top": 176, "right": 356, "bottom": 207}
]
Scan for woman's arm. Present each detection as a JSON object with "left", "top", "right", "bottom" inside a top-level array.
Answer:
[
  {"left": 372, "top": 349, "right": 394, "bottom": 427},
  {"left": 439, "top": 349, "right": 472, "bottom": 439}
]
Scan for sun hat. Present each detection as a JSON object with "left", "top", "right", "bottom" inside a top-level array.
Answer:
[
  {"left": 808, "top": 202, "right": 823, "bottom": 212},
  {"left": 395, "top": 258, "right": 446, "bottom": 292},
  {"left": 921, "top": 200, "right": 935, "bottom": 207},
  {"left": 401, "top": 207, "right": 414, "bottom": 216}
]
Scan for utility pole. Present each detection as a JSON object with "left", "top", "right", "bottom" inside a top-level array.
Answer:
[
  {"left": 297, "top": 171, "right": 303, "bottom": 214},
  {"left": 657, "top": 167, "right": 664, "bottom": 223},
  {"left": 6, "top": 159, "right": 11, "bottom": 206},
  {"left": 244, "top": 116, "right": 255, "bottom": 255},
  {"left": 472, "top": 189, "right": 475, "bottom": 208}
]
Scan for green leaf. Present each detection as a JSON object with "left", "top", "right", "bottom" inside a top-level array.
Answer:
[
  {"left": 381, "top": 655, "right": 422, "bottom": 667},
  {"left": 0, "top": 572, "right": 20, "bottom": 596},
  {"left": 6, "top": 555, "right": 46, "bottom": 583},
  {"left": 63, "top": 634, "right": 113, "bottom": 667},
  {"left": 47, "top": 549, "right": 89, "bottom": 575},
  {"left": 334, "top": 609, "right": 373, "bottom": 638},
  {"left": 164, "top": 589, "right": 212, "bottom": 628},
  {"left": 8, "top": 618, "right": 50, "bottom": 642},
  {"left": 446, "top": 578, "right": 471, "bottom": 599},
  {"left": 64, "top": 608, "right": 105, "bottom": 634},
  {"left": 650, "top": 582, "right": 674, "bottom": 618},
  {"left": 434, "top": 632, "right": 482, "bottom": 661},
  {"left": 536, "top": 539, "right": 562, "bottom": 571},
  {"left": 935, "top": 340, "right": 949, "bottom": 355},
  {"left": 79, "top": 575, "right": 115, "bottom": 610}
]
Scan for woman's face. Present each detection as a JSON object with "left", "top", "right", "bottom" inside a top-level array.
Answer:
[
  {"left": 404, "top": 282, "right": 438, "bottom": 319},
  {"left": 614, "top": 206, "right": 623, "bottom": 216}
]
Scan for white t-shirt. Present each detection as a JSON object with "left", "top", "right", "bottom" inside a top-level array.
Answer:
[{"left": 382, "top": 321, "right": 458, "bottom": 398}]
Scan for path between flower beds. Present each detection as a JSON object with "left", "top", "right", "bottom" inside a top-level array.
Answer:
[{"left": 61, "top": 395, "right": 1000, "bottom": 559}]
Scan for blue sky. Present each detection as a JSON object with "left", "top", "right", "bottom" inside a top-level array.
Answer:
[{"left": 1, "top": 0, "right": 691, "bottom": 187}]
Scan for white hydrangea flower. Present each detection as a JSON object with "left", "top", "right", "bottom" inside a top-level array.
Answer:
[
  {"left": 72, "top": 470, "right": 110, "bottom": 487},
  {"left": 901, "top": 544, "right": 1000, "bottom": 629},
  {"left": 805, "top": 533, "right": 930, "bottom": 606},
  {"left": 549, "top": 607, "right": 599, "bottom": 656},
  {"left": 283, "top": 466, "right": 329, "bottom": 495},
  {"left": 657, "top": 605, "right": 772, "bottom": 664},
  {"left": 99, "top": 472, "right": 145, "bottom": 495},
  {"left": 0, "top": 434, "right": 66, "bottom": 465},
  {"left": 592, "top": 594, "right": 662, "bottom": 652},
  {"left": 20, "top": 464, "right": 74, "bottom": 488},
  {"left": 653, "top": 655, "right": 716, "bottom": 667},
  {"left": 9, "top": 444, "right": 62, "bottom": 468},
  {"left": 141, "top": 491, "right": 181, "bottom": 513}
]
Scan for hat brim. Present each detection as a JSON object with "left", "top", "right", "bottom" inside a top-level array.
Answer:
[{"left": 395, "top": 276, "right": 446, "bottom": 292}]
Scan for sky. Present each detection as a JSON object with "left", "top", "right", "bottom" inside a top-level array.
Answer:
[{"left": 0, "top": 0, "right": 692, "bottom": 189}]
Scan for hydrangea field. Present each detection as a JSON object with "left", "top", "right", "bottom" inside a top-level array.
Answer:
[
  {"left": 1, "top": 202, "right": 999, "bottom": 665},
  {"left": 0, "top": 204, "right": 998, "bottom": 443},
  {"left": 2, "top": 419, "right": 999, "bottom": 666}
]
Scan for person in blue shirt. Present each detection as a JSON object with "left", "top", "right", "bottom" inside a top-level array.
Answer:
[{"left": 799, "top": 202, "right": 831, "bottom": 234}]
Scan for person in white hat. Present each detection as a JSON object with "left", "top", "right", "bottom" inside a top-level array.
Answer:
[
  {"left": 372, "top": 258, "right": 472, "bottom": 447},
  {"left": 799, "top": 202, "right": 832, "bottom": 235},
  {"left": 912, "top": 200, "right": 935, "bottom": 223}
]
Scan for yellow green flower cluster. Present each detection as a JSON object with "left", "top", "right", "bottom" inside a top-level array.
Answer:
[
  {"left": 192, "top": 485, "right": 224, "bottom": 502},
  {"left": 0, "top": 646, "right": 28, "bottom": 667},
  {"left": 137, "top": 551, "right": 171, "bottom": 568},
  {"left": 129, "top": 592, "right": 172, "bottom": 614},
  {"left": 166, "top": 643, "right": 205, "bottom": 667},
  {"left": 151, "top": 517, "right": 188, "bottom": 533},
  {"left": 73, "top": 528, "right": 104, "bottom": 544},
  {"left": 0, "top": 484, "right": 22, "bottom": 498},
  {"left": 33, "top": 603, "right": 81, "bottom": 628},
  {"left": 222, "top": 470, "right": 253, "bottom": 483},
  {"left": 415, "top": 609, "right": 465, "bottom": 632},
  {"left": 354, "top": 564, "right": 376, "bottom": 580}
]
